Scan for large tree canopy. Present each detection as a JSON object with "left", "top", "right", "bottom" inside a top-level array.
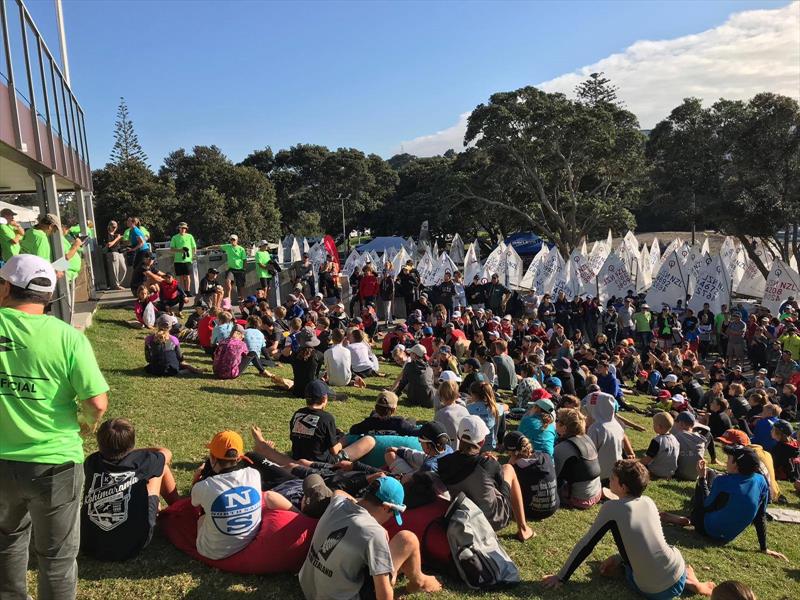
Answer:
[{"left": 449, "top": 85, "right": 647, "bottom": 255}]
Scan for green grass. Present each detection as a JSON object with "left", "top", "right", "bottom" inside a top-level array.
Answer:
[{"left": 26, "top": 307, "right": 800, "bottom": 599}]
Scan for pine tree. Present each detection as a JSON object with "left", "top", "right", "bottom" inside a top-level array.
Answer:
[
  {"left": 575, "top": 72, "right": 621, "bottom": 107},
  {"left": 110, "top": 97, "right": 148, "bottom": 166}
]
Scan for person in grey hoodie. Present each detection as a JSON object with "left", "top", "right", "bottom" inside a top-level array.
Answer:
[
  {"left": 586, "top": 391, "right": 626, "bottom": 483},
  {"left": 393, "top": 344, "right": 436, "bottom": 408}
]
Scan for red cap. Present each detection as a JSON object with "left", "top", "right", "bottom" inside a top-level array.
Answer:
[
  {"left": 638, "top": 370, "right": 648, "bottom": 378},
  {"left": 530, "top": 389, "right": 552, "bottom": 401},
  {"left": 657, "top": 390, "right": 671, "bottom": 399}
]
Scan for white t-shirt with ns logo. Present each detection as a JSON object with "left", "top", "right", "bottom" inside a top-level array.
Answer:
[{"left": 191, "top": 466, "right": 263, "bottom": 560}]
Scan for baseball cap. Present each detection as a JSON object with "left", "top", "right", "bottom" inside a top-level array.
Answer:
[
  {"left": 376, "top": 390, "right": 399, "bottom": 409},
  {"left": 534, "top": 398, "right": 555, "bottom": 415},
  {"left": 664, "top": 374, "right": 678, "bottom": 383},
  {"left": 314, "top": 292, "right": 323, "bottom": 299},
  {"left": 208, "top": 267, "right": 219, "bottom": 274},
  {"left": 757, "top": 368, "right": 768, "bottom": 375},
  {"left": 716, "top": 429, "right": 750, "bottom": 446},
  {"left": 259, "top": 239, "right": 269, "bottom": 246},
  {"left": 502, "top": 315, "right": 512, "bottom": 321},
  {"left": 458, "top": 415, "right": 490, "bottom": 446},
  {"left": 305, "top": 379, "right": 332, "bottom": 403},
  {"left": 553, "top": 358, "right": 571, "bottom": 373},
  {"left": 657, "top": 390, "right": 672, "bottom": 400},
  {"left": 439, "top": 345, "right": 452, "bottom": 354},
  {"left": 638, "top": 370, "right": 648, "bottom": 378},
  {"left": 155, "top": 314, "right": 173, "bottom": 329},
  {"left": 229, "top": 234, "right": 238, "bottom": 241},
  {"left": 418, "top": 421, "right": 449, "bottom": 444},
  {"left": 373, "top": 477, "right": 406, "bottom": 525},
  {"left": 302, "top": 474, "right": 334, "bottom": 518},
  {"left": 464, "top": 358, "right": 480, "bottom": 370},
  {"left": 0, "top": 207, "right": 17, "bottom": 217},
  {"left": 394, "top": 323, "right": 408, "bottom": 332},
  {"left": 408, "top": 344, "right": 427, "bottom": 358},
  {"left": 675, "top": 411, "right": 696, "bottom": 425},
  {"left": 733, "top": 365, "right": 743, "bottom": 372},
  {"left": 422, "top": 326, "right": 433, "bottom": 336},
  {"left": 0, "top": 254, "right": 56, "bottom": 293},
  {"left": 723, "top": 444, "right": 760, "bottom": 473},
  {"left": 177, "top": 222, "right": 188, "bottom": 229},
  {"left": 531, "top": 388, "right": 552, "bottom": 401},
  {"left": 438, "top": 370, "right": 462, "bottom": 383},
  {"left": 452, "top": 311, "right": 461, "bottom": 318},
  {"left": 773, "top": 419, "right": 794, "bottom": 436},
  {"left": 545, "top": 376, "right": 562, "bottom": 388},
  {"left": 206, "top": 431, "right": 244, "bottom": 460},
  {"left": 39, "top": 213, "right": 61, "bottom": 229},
  {"left": 502, "top": 431, "right": 528, "bottom": 452},
  {"left": 446, "top": 323, "right": 455, "bottom": 329},
  {"left": 336, "top": 302, "right": 345, "bottom": 309},
  {"left": 245, "top": 295, "right": 258, "bottom": 303}
]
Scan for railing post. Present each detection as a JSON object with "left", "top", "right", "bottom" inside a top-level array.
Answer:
[
  {"left": 43, "top": 174, "right": 71, "bottom": 323},
  {"left": 1, "top": 0, "right": 24, "bottom": 149},
  {"left": 18, "top": 2, "right": 43, "bottom": 161}
]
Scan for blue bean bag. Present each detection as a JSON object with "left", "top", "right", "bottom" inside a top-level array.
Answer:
[{"left": 343, "top": 434, "right": 423, "bottom": 468}]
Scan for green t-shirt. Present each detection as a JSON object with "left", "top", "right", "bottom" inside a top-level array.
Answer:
[
  {"left": 255, "top": 250, "right": 272, "bottom": 278},
  {"left": 0, "top": 308, "right": 109, "bottom": 464},
  {"left": 62, "top": 236, "right": 81, "bottom": 281},
  {"left": 68, "top": 225, "right": 95, "bottom": 239},
  {"left": 0, "top": 223, "right": 21, "bottom": 262},
  {"left": 19, "top": 228, "right": 51, "bottom": 260},
  {"left": 632, "top": 311, "right": 652, "bottom": 332},
  {"left": 221, "top": 243, "right": 247, "bottom": 270},
  {"left": 170, "top": 233, "right": 197, "bottom": 264}
]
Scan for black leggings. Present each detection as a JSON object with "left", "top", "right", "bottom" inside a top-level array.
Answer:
[
  {"left": 239, "top": 351, "right": 266, "bottom": 374},
  {"left": 689, "top": 470, "right": 717, "bottom": 534}
]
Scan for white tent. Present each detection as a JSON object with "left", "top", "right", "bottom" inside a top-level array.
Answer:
[{"left": 0, "top": 201, "right": 39, "bottom": 225}]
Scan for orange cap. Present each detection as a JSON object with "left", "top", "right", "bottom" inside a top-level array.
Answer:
[
  {"left": 715, "top": 429, "right": 750, "bottom": 446},
  {"left": 206, "top": 430, "right": 244, "bottom": 460}
]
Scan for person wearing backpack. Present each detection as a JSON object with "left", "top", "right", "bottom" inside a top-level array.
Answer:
[
  {"left": 213, "top": 325, "right": 249, "bottom": 379},
  {"left": 299, "top": 476, "right": 441, "bottom": 599},
  {"left": 543, "top": 460, "right": 715, "bottom": 598},
  {"left": 144, "top": 315, "right": 202, "bottom": 376},
  {"left": 553, "top": 408, "right": 603, "bottom": 509},
  {"left": 438, "top": 416, "right": 534, "bottom": 542}
]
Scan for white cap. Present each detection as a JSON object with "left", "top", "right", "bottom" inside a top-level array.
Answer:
[
  {"left": 0, "top": 254, "right": 56, "bottom": 293},
  {"left": 438, "top": 370, "right": 462, "bottom": 383},
  {"left": 393, "top": 344, "right": 406, "bottom": 353},
  {"left": 492, "top": 316, "right": 501, "bottom": 324},
  {"left": 408, "top": 344, "right": 427, "bottom": 358},
  {"left": 502, "top": 314, "right": 512, "bottom": 321},
  {"left": 259, "top": 239, "right": 268, "bottom": 246},
  {"left": 451, "top": 311, "right": 461, "bottom": 318},
  {"left": 336, "top": 302, "right": 345, "bottom": 309},
  {"left": 229, "top": 234, "right": 238, "bottom": 241},
  {"left": 664, "top": 374, "right": 678, "bottom": 383},
  {"left": 314, "top": 293, "right": 323, "bottom": 299},
  {"left": 457, "top": 415, "right": 490, "bottom": 446}
]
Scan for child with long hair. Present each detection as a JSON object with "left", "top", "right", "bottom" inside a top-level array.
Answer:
[
  {"left": 145, "top": 315, "right": 202, "bottom": 375},
  {"left": 434, "top": 379, "right": 469, "bottom": 448},
  {"left": 466, "top": 381, "right": 505, "bottom": 451},
  {"left": 519, "top": 395, "right": 557, "bottom": 456}
]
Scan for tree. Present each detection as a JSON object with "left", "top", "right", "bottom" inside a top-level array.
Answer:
[
  {"left": 109, "top": 97, "right": 148, "bottom": 167},
  {"left": 575, "top": 72, "right": 621, "bottom": 107},
  {"left": 160, "top": 146, "right": 281, "bottom": 245},
  {"left": 447, "top": 84, "right": 646, "bottom": 256},
  {"left": 648, "top": 93, "right": 800, "bottom": 276}
]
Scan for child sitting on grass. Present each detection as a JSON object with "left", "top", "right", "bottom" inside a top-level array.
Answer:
[
  {"left": 466, "top": 381, "right": 506, "bottom": 451},
  {"left": 210, "top": 310, "right": 234, "bottom": 348},
  {"left": 81, "top": 418, "right": 180, "bottom": 561},
  {"left": 769, "top": 420, "right": 799, "bottom": 481},
  {"left": 213, "top": 324, "right": 249, "bottom": 380},
  {"left": 543, "top": 459, "right": 715, "bottom": 597},
  {"left": 518, "top": 395, "right": 557, "bottom": 456},
  {"left": 434, "top": 379, "right": 469, "bottom": 448},
  {"left": 385, "top": 421, "right": 454, "bottom": 480},
  {"left": 778, "top": 383, "right": 797, "bottom": 421},
  {"left": 640, "top": 411, "right": 679, "bottom": 479},
  {"left": 191, "top": 431, "right": 262, "bottom": 560},
  {"left": 144, "top": 315, "right": 203, "bottom": 376},
  {"left": 503, "top": 431, "right": 558, "bottom": 521}
]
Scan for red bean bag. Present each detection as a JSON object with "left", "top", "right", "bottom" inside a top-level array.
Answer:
[
  {"left": 384, "top": 498, "right": 451, "bottom": 567},
  {"left": 158, "top": 496, "right": 317, "bottom": 574},
  {"left": 159, "top": 495, "right": 452, "bottom": 574}
]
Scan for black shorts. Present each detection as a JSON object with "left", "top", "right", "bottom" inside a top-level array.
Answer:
[
  {"left": 226, "top": 269, "right": 246, "bottom": 288},
  {"left": 174, "top": 262, "right": 191, "bottom": 276},
  {"left": 259, "top": 277, "right": 272, "bottom": 289}
]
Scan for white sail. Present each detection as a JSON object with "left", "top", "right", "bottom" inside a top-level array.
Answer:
[{"left": 646, "top": 251, "right": 687, "bottom": 309}]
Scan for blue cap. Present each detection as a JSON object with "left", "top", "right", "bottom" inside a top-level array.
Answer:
[
  {"left": 245, "top": 295, "right": 258, "bottom": 303},
  {"left": 422, "top": 326, "right": 433, "bottom": 336},
  {"left": 374, "top": 477, "right": 406, "bottom": 525},
  {"left": 546, "top": 377, "right": 562, "bottom": 388},
  {"left": 305, "top": 379, "right": 333, "bottom": 403}
]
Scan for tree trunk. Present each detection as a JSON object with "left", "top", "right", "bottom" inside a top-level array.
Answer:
[{"left": 736, "top": 235, "right": 770, "bottom": 279}]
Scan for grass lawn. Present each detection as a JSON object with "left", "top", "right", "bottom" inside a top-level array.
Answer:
[{"left": 26, "top": 307, "right": 800, "bottom": 599}]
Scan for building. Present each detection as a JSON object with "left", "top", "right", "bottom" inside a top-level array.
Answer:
[{"left": 0, "top": 0, "right": 96, "bottom": 322}]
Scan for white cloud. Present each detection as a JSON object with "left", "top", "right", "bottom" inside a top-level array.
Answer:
[{"left": 396, "top": 2, "right": 800, "bottom": 156}]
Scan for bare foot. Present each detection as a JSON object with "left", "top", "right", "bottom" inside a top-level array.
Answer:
[
  {"left": 406, "top": 574, "right": 442, "bottom": 594},
  {"left": 599, "top": 555, "right": 622, "bottom": 577},
  {"left": 659, "top": 512, "right": 690, "bottom": 527},
  {"left": 516, "top": 526, "right": 535, "bottom": 542}
]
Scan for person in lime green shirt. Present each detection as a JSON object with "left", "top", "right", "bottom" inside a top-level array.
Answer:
[
  {"left": 19, "top": 214, "right": 58, "bottom": 259},
  {"left": 255, "top": 239, "right": 275, "bottom": 296},
  {"left": 61, "top": 224, "right": 82, "bottom": 282},
  {"left": 210, "top": 234, "right": 248, "bottom": 301},
  {"left": 0, "top": 207, "right": 25, "bottom": 263},
  {"left": 170, "top": 222, "right": 197, "bottom": 295},
  {"left": 0, "top": 253, "right": 108, "bottom": 600}
]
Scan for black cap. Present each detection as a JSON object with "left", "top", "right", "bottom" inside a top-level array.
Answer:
[
  {"left": 208, "top": 267, "right": 219, "bottom": 274},
  {"left": 464, "top": 357, "right": 480, "bottom": 370},
  {"left": 418, "top": 421, "right": 449, "bottom": 444},
  {"left": 305, "top": 379, "right": 332, "bottom": 403},
  {"left": 503, "top": 430, "right": 527, "bottom": 452},
  {"left": 723, "top": 445, "right": 760, "bottom": 474}
]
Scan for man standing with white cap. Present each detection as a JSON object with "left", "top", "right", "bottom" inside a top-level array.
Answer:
[
  {"left": 209, "top": 234, "right": 248, "bottom": 302},
  {"left": 0, "top": 255, "right": 108, "bottom": 600},
  {"left": 169, "top": 222, "right": 197, "bottom": 296},
  {"left": 0, "top": 207, "right": 24, "bottom": 264}
]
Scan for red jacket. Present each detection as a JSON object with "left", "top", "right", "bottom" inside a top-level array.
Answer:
[
  {"left": 198, "top": 315, "right": 216, "bottom": 348},
  {"left": 159, "top": 279, "right": 180, "bottom": 302},
  {"left": 359, "top": 274, "right": 380, "bottom": 299}
]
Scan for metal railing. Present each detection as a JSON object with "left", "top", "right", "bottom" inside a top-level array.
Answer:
[{"left": 0, "top": 0, "right": 91, "bottom": 188}]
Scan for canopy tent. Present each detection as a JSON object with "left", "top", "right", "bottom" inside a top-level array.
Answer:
[
  {"left": 356, "top": 236, "right": 408, "bottom": 254},
  {"left": 0, "top": 201, "right": 40, "bottom": 225},
  {"left": 504, "top": 231, "right": 543, "bottom": 256}
]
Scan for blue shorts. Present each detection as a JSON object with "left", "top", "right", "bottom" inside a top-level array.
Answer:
[{"left": 624, "top": 564, "right": 687, "bottom": 600}]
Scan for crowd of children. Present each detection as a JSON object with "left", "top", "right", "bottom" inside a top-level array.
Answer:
[{"left": 84, "top": 258, "right": 800, "bottom": 599}]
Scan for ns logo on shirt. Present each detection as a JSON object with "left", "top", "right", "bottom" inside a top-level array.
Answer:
[{"left": 210, "top": 486, "right": 261, "bottom": 536}]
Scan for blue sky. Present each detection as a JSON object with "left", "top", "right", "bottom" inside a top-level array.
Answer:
[{"left": 22, "top": 0, "right": 796, "bottom": 168}]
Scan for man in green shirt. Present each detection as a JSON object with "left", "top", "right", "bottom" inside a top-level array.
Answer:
[
  {"left": 210, "top": 234, "right": 248, "bottom": 301},
  {"left": 0, "top": 254, "right": 108, "bottom": 600},
  {"left": 61, "top": 222, "right": 83, "bottom": 282},
  {"left": 714, "top": 303, "right": 729, "bottom": 356},
  {"left": 255, "top": 239, "right": 275, "bottom": 296},
  {"left": 0, "top": 207, "right": 25, "bottom": 263},
  {"left": 632, "top": 303, "right": 653, "bottom": 348},
  {"left": 169, "top": 222, "right": 197, "bottom": 296},
  {"left": 19, "top": 214, "right": 83, "bottom": 279}
]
